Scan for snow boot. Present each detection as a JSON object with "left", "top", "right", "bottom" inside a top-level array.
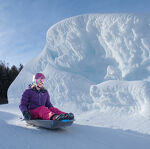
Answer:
[
  {"left": 50, "top": 114, "right": 65, "bottom": 121},
  {"left": 64, "top": 113, "right": 74, "bottom": 120}
]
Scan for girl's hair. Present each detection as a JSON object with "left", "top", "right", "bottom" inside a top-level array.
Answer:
[
  {"left": 28, "top": 83, "right": 36, "bottom": 89},
  {"left": 31, "top": 83, "right": 36, "bottom": 88},
  {"left": 29, "top": 83, "right": 45, "bottom": 90}
]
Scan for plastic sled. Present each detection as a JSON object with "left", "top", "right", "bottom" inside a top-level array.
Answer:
[{"left": 25, "top": 119, "right": 74, "bottom": 129}]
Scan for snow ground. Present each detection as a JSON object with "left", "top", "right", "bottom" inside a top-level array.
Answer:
[{"left": 1, "top": 104, "right": 150, "bottom": 149}]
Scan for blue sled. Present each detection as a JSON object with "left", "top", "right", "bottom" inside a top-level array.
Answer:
[{"left": 25, "top": 119, "right": 74, "bottom": 129}]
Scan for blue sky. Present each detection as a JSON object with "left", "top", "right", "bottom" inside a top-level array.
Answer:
[{"left": 0, "top": 0, "right": 150, "bottom": 67}]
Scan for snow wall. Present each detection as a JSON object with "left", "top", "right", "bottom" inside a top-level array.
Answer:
[{"left": 8, "top": 14, "right": 150, "bottom": 118}]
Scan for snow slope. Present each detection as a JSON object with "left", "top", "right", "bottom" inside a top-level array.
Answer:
[
  {"left": 1, "top": 13, "right": 150, "bottom": 148},
  {"left": 1, "top": 104, "right": 150, "bottom": 149}
]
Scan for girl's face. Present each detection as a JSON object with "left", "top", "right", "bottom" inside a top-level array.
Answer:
[{"left": 36, "top": 79, "right": 45, "bottom": 88}]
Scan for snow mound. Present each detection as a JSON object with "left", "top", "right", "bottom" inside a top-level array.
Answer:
[
  {"left": 90, "top": 80, "right": 150, "bottom": 117},
  {"left": 8, "top": 14, "right": 150, "bottom": 120}
]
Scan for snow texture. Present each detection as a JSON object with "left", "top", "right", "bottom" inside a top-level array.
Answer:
[
  {"left": 1, "top": 13, "right": 150, "bottom": 148},
  {"left": 1, "top": 104, "right": 150, "bottom": 149}
]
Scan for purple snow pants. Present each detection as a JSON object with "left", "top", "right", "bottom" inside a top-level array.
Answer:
[{"left": 30, "top": 106, "right": 66, "bottom": 120}]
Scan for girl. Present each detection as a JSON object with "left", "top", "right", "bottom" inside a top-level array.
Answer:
[{"left": 19, "top": 73, "right": 74, "bottom": 121}]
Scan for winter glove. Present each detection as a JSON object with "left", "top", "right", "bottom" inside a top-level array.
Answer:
[
  {"left": 64, "top": 113, "right": 74, "bottom": 120},
  {"left": 23, "top": 111, "right": 32, "bottom": 120}
]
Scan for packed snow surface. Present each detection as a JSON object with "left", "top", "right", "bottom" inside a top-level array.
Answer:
[
  {"left": 1, "top": 104, "right": 150, "bottom": 149},
  {"left": 2, "top": 14, "right": 150, "bottom": 148}
]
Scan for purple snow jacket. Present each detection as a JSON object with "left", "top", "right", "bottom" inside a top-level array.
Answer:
[{"left": 19, "top": 86, "right": 53, "bottom": 114}]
